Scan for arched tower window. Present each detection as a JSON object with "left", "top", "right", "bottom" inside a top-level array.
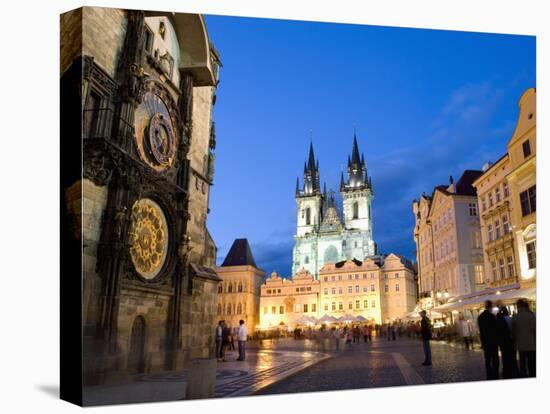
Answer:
[
  {"left": 227, "top": 304, "right": 232, "bottom": 315},
  {"left": 237, "top": 303, "right": 243, "bottom": 314},
  {"left": 353, "top": 202, "right": 359, "bottom": 220},
  {"left": 237, "top": 283, "right": 243, "bottom": 292},
  {"left": 217, "top": 303, "right": 222, "bottom": 314},
  {"left": 306, "top": 207, "right": 311, "bottom": 225},
  {"left": 228, "top": 284, "right": 233, "bottom": 293},
  {"left": 218, "top": 284, "right": 223, "bottom": 294}
]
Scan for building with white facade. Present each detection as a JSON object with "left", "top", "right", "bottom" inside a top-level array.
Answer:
[
  {"left": 412, "top": 171, "right": 485, "bottom": 308},
  {"left": 292, "top": 135, "right": 376, "bottom": 279}
]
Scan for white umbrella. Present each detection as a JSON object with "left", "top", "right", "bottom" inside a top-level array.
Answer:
[
  {"left": 340, "top": 314, "right": 359, "bottom": 323},
  {"left": 318, "top": 314, "right": 337, "bottom": 324},
  {"left": 295, "top": 315, "right": 313, "bottom": 325}
]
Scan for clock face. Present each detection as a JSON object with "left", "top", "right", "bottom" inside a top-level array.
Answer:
[
  {"left": 128, "top": 198, "right": 169, "bottom": 280},
  {"left": 134, "top": 92, "right": 177, "bottom": 171}
]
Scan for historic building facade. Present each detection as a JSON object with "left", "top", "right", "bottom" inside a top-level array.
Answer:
[
  {"left": 473, "top": 88, "right": 536, "bottom": 288},
  {"left": 216, "top": 239, "right": 265, "bottom": 329},
  {"left": 61, "top": 8, "right": 222, "bottom": 387},
  {"left": 259, "top": 254, "right": 416, "bottom": 328},
  {"left": 292, "top": 136, "right": 376, "bottom": 279},
  {"left": 412, "top": 171, "right": 485, "bottom": 309}
]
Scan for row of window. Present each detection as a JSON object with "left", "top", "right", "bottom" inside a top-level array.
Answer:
[
  {"left": 435, "top": 237, "right": 455, "bottom": 261},
  {"left": 487, "top": 215, "right": 511, "bottom": 242},
  {"left": 481, "top": 182, "right": 510, "bottom": 212},
  {"left": 323, "top": 272, "right": 399, "bottom": 282},
  {"left": 218, "top": 303, "right": 245, "bottom": 315},
  {"left": 263, "top": 303, "right": 318, "bottom": 315},
  {"left": 265, "top": 288, "right": 282, "bottom": 295},
  {"left": 323, "top": 299, "right": 376, "bottom": 311},
  {"left": 218, "top": 283, "right": 244, "bottom": 294},
  {"left": 490, "top": 256, "right": 516, "bottom": 282}
]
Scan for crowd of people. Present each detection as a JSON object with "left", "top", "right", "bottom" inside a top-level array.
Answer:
[
  {"left": 477, "top": 299, "right": 536, "bottom": 379},
  {"left": 419, "top": 299, "right": 536, "bottom": 379},
  {"left": 215, "top": 319, "right": 248, "bottom": 362},
  {"left": 216, "top": 298, "right": 536, "bottom": 382}
]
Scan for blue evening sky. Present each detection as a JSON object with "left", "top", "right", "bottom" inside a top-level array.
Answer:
[{"left": 204, "top": 15, "right": 535, "bottom": 276}]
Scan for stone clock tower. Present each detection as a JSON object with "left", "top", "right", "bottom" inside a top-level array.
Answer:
[{"left": 61, "top": 8, "right": 222, "bottom": 391}]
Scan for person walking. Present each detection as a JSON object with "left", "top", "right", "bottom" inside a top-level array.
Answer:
[
  {"left": 478, "top": 300, "right": 500, "bottom": 380},
  {"left": 391, "top": 324, "right": 397, "bottom": 341},
  {"left": 457, "top": 314, "right": 473, "bottom": 350},
  {"left": 512, "top": 299, "right": 536, "bottom": 377},
  {"left": 215, "top": 320, "right": 225, "bottom": 362},
  {"left": 420, "top": 311, "right": 432, "bottom": 366},
  {"left": 363, "top": 325, "right": 369, "bottom": 343},
  {"left": 496, "top": 306, "right": 518, "bottom": 379},
  {"left": 237, "top": 319, "right": 248, "bottom": 361}
]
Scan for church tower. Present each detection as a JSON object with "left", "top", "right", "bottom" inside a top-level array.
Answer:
[
  {"left": 295, "top": 142, "right": 324, "bottom": 237},
  {"left": 292, "top": 142, "right": 324, "bottom": 277},
  {"left": 340, "top": 133, "right": 376, "bottom": 258}
]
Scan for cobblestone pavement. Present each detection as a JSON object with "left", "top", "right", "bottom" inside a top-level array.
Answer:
[
  {"left": 257, "top": 337, "right": 487, "bottom": 395},
  {"left": 82, "top": 341, "right": 328, "bottom": 405}
]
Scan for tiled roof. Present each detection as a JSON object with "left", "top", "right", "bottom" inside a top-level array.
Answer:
[{"left": 221, "top": 238, "right": 257, "bottom": 267}]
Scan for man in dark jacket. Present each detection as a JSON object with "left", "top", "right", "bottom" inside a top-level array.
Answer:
[
  {"left": 420, "top": 311, "right": 432, "bottom": 366},
  {"left": 512, "top": 299, "right": 536, "bottom": 377},
  {"left": 478, "top": 300, "right": 499, "bottom": 380}
]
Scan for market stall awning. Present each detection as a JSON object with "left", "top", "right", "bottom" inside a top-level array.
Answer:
[{"left": 433, "top": 286, "right": 536, "bottom": 313}]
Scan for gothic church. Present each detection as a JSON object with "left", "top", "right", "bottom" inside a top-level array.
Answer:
[{"left": 292, "top": 135, "right": 377, "bottom": 278}]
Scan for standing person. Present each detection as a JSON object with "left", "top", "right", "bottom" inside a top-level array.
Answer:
[
  {"left": 332, "top": 326, "right": 341, "bottom": 351},
  {"left": 391, "top": 324, "right": 397, "bottom": 341},
  {"left": 512, "top": 299, "right": 536, "bottom": 377},
  {"left": 215, "top": 320, "right": 224, "bottom": 361},
  {"left": 478, "top": 300, "right": 500, "bottom": 380},
  {"left": 367, "top": 324, "right": 373, "bottom": 343},
  {"left": 420, "top": 311, "right": 432, "bottom": 366},
  {"left": 457, "top": 314, "right": 473, "bottom": 350},
  {"left": 496, "top": 306, "right": 518, "bottom": 378},
  {"left": 237, "top": 319, "right": 248, "bottom": 361},
  {"left": 221, "top": 322, "right": 230, "bottom": 361},
  {"left": 363, "top": 325, "right": 369, "bottom": 343},
  {"left": 228, "top": 326, "right": 236, "bottom": 351}
]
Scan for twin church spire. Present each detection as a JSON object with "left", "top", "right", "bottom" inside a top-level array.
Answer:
[{"left": 296, "top": 132, "right": 372, "bottom": 198}]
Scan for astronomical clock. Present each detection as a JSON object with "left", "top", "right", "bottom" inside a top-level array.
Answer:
[{"left": 133, "top": 90, "right": 178, "bottom": 172}]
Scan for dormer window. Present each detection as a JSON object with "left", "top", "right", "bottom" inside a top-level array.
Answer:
[{"left": 159, "top": 21, "right": 166, "bottom": 39}]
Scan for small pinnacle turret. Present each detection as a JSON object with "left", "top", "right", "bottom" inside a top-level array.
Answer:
[
  {"left": 298, "top": 141, "right": 321, "bottom": 196},
  {"left": 342, "top": 131, "right": 371, "bottom": 191}
]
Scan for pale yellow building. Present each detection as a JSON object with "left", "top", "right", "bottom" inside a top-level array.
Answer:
[
  {"left": 216, "top": 239, "right": 265, "bottom": 329},
  {"left": 473, "top": 88, "right": 536, "bottom": 288},
  {"left": 259, "top": 254, "right": 416, "bottom": 328},
  {"left": 260, "top": 269, "right": 320, "bottom": 329},
  {"left": 413, "top": 170, "right": 485, "bottom": 308}
]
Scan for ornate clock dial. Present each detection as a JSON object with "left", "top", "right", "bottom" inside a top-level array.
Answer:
[
  {"left": 134, "top": 91, "right": 177, "bottom": 171},
  {"left": 128, "top": 198, "right": 169, "bottom": 280}
]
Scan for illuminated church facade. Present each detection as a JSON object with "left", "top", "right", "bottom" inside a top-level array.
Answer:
[{"left": 292, "top": 135, "right": 377, "bottom": 279}]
